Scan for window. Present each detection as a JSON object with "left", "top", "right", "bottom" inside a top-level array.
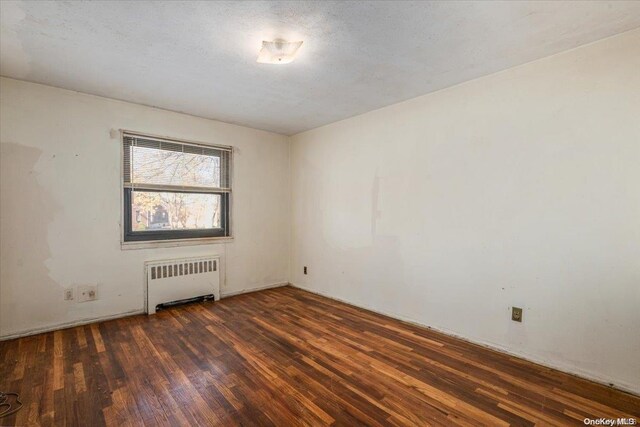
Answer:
[{"left": 122, "top": 133, "right": 232, "bottom": 242}]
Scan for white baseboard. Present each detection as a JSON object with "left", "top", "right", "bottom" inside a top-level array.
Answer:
[
  {"left": 221, "top": 282, "right": 288, "bottom": 298},
  {"left": 0, "top": 282, "right": 289, "bottom": 341},
  {"left": 290, "top": 283, "right": 639, "bottom": 397},
  {"left": 0, "top": 309, "right": 145, "bottom": 341},
  {"left": 5, "top": 282, "right": 635, "bottom": 396}
]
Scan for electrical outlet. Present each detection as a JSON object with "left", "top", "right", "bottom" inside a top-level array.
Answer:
[
  {"left": 512, "top": 307, "right": 523, "bottom": 322},
  {"left": 64, "top": 288, "right": 74, "bottom": 301},
  {"left": 78, "top": 285, "right": 98, "bottom": 302},
  {"left": 303, "top": 266, "right": 308, "bottom": 275}
]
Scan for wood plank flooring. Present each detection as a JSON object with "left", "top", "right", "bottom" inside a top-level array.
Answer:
[{"left": 1, "top": 286, "right": 638, "bottom": 426}]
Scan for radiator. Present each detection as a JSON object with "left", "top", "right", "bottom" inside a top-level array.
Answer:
[{"left": 145, "top": 256, "right": 220, "bottom": 314}]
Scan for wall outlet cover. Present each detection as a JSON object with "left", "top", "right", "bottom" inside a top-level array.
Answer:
[
  {"left": 64, "top": 288, "right": 74, "bottom": 301},
  {"left": 512, "top": 306, "right": 523, "bottom": 322},
  {"left": 78, "top": 285, "right": 98, "bottom": 302}
]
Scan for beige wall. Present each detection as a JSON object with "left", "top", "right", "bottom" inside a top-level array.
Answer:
[
  {"left": 290, "top": 30, "right": 640, "bottom": 393},
  {"left": 0, "top": 77, "right": 290, "bottom": 338}
]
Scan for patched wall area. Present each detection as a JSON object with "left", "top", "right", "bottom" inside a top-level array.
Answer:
[
  {"left": 0, "top": 78, "right": 291, "bottom": 338},
  {"left": 290, "top": 30, "right": 640, "bottom": 393}
]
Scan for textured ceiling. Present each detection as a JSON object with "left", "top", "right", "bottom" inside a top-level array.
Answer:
[{"left": 2, "top": 1, "right": 640, "bottom": 135}]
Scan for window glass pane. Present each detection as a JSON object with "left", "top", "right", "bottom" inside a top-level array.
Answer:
[
  {"left": 131, "top": 191, "right": 221, "bottom": 231},
  {"left": 130, "top": 146, "right": 221, "bottom": 188}
]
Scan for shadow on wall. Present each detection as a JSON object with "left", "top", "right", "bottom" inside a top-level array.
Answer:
[{"left": 0, "top": 142, "right": 63, "bottom": 337}]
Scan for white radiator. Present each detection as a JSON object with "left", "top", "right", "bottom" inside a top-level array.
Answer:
[{"left": 145, "top": 256, "right": 220, "bottom": 314}]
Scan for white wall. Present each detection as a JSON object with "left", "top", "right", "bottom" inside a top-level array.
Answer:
[
  {"left": 290, "top": 29, "right": 640, "bottom": 393},
  {"left": 0, "top": 77, "right": 290, "bottom": 338},
  {"left": 2, "top": 29, "right": 639, "bottom": 394}
]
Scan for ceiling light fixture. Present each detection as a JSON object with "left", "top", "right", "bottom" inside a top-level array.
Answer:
[{"left": 257, "top": 39, "right": 303, "bottom": 64}]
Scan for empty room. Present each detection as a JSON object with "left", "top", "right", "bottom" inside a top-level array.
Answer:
[{"left": 1, "top": 1, "right": 639, "bottom": 425}]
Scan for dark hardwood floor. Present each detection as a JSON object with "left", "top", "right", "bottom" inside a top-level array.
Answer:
[{"left": 1, "top": 286, "right": 638, "bottom": 426}]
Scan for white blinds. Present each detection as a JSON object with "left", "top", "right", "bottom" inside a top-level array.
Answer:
[{"left": 123, "top": 134, "right": 232, "bottom": 193}]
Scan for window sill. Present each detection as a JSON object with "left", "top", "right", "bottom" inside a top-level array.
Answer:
[{"left": 121, "top": 236, "right": 234, "bottom": 250}]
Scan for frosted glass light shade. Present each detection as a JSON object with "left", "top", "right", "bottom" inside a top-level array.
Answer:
[{"left": 257, "top": 40, "right": 303, "bottom": 64}]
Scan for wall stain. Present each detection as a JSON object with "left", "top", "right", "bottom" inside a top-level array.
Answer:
[
  {"left": 0, "top": 142, "right": 63, "bottom": 337},
  {"left": 371, "top": 168, "right": 381, "bottom": 239}
]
